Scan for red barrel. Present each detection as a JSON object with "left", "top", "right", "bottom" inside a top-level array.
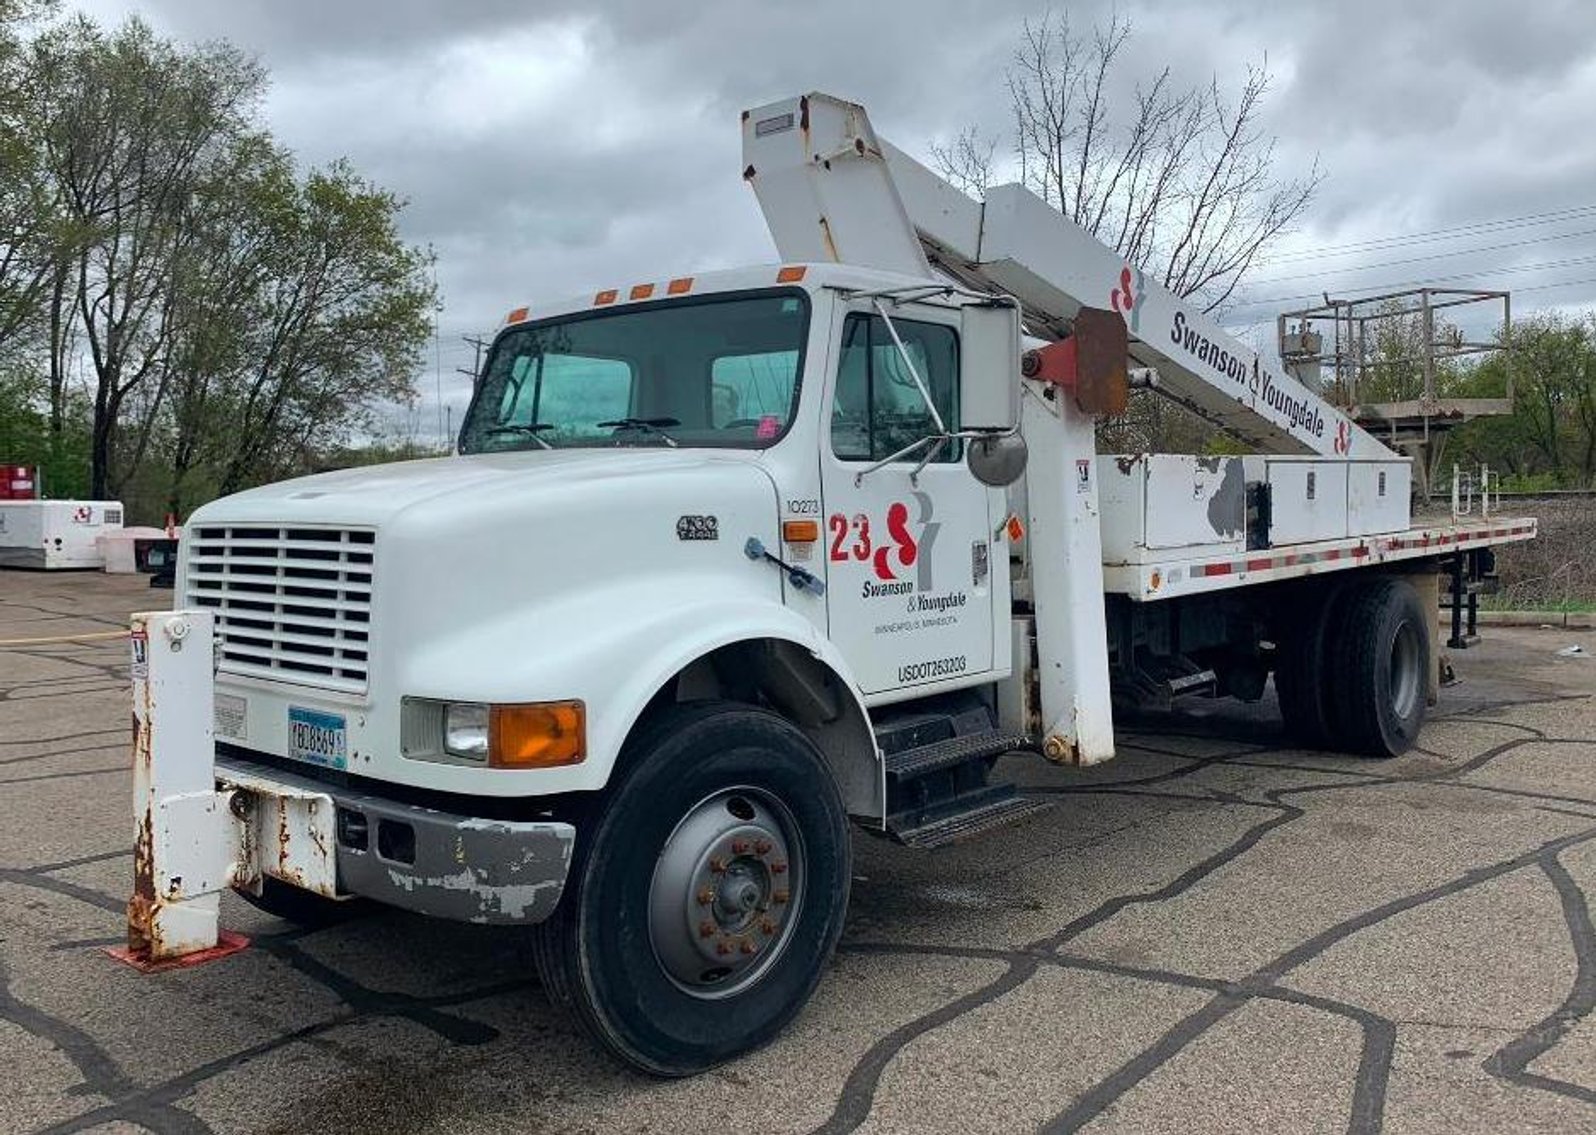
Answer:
[{"left": 0, "top": 464, "right": 36, "bottom": 500}]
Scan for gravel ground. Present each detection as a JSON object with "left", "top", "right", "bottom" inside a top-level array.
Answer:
[{"left": 2, "top": 570, "right": 1594, "bottom": 1134}]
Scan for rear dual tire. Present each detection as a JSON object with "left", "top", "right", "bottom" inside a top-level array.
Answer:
[{"left": 1275, "top": 576, "right": 1430, "bottom": 758}]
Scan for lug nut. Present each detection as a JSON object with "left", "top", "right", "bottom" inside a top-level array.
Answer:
[
  {"left": 716, "top": 940, "right": 733, "bottom": 956},
  {"left": 699, "top": 920, "right": 716, "bottom": 938},
  {"left": 709, "top": 857, "right": 727, "bottom": 873},
  {"left": 760, "top": 918, "right": 776, "bottom": 935},
  {"left": 754, "top": 838, "right": 772, "bottom": 855},
  {"left": 696, "top": 886, "right": 714, "bottom": 905},
  {"left": 731, "top": 839, "right": 750, "bottom": 854},
  {"left": 773, "top": 889, "right": 790, "bottom": 904},
  {"left": 771, "top": 861, "right": 788, "bottom": 875},
  {"left": 740, "top": 939, "right": 757, "bottom": 955}
]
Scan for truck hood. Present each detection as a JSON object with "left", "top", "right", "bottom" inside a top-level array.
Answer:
[{"left": 186, "top": 448, "right": 775, "bottom": 527}]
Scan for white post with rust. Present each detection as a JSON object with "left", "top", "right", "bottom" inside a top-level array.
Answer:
[
  {"left": 1021, "top": 384, "right": 1117, "bottom": 765},
  {"left": 129, "top": 609, "right": 226, "bottom": 960}
]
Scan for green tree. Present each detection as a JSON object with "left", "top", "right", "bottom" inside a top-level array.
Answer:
[
  {"left": 156, "top": 151, "right": 435, "bottom": 511},
  {"left": 0, "top": 1, "right": 60, "bottom": 354},
  {"left": 1450, "top": 314, "right": 1596, "bottom": 487},
  {"left": 27, "top": 15, "right": 265, "bottom": 497}
]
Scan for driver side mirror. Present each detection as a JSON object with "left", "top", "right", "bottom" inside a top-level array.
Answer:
[
  {"left": 960, "top": 301, "right": 1021, "bottom": 430},
  {"left": 961, "top": 301, "right": 1026, "bottom": 487}
]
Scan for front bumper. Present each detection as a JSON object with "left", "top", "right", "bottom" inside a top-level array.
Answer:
[{"left": 216, "top": 754, "right": 575, "bottom": 925}]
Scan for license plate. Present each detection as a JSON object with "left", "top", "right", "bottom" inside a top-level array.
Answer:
[{"left": 288, "top": 706, "right": 347, "bottom": 770}]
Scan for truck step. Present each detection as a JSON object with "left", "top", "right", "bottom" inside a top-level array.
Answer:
[
  {"left": 882, "top": 725, "right": 1041, "bottom": 848},
  {"left": 884, "top": 730, "right": 1031, "bottom": 781},
  {"left": 893, "top": 793, "right": 1055, "bottom": 849}
]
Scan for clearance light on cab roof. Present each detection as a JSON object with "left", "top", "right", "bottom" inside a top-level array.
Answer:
[
  {"left": 489, "top": 701, "right": 586, "bottom": 768},
  {"left": 505, "top": 306, "right": 529, "bottom": 324},
  {"left": 776, "top": 265, "right": 807, "bottom": 283},
  {"left": 630, "top": 283, "right": 655, "bottom": 301},
  {"left": 667, "top": 276, "right": 693, "bottom": 294},
  {"left": 594, "top": 289, "right": 618, "bottom": 305}
]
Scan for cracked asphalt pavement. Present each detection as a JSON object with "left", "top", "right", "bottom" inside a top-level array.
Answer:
[{"left": 3, "top": 570, "right": 1596, "bottom": 1134}]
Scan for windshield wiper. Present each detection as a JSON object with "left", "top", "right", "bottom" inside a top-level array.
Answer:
[
  {"left": 484, "top": 423, "right": 555, "bottom": 450},
  {"left": 596, "top": 417, "right": 681, "bottom": 448}
]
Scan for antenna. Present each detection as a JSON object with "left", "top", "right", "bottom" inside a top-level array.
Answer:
[{"left": 432, "top": 261, "right": 445, "bottom": 446}]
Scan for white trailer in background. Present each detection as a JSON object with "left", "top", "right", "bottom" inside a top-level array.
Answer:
[
  {"left": 0, "top": 500, "right": 124, "bottom": 569},
  {"left": 129, "top": 91, "right": 1534, "bottom": 1075}
]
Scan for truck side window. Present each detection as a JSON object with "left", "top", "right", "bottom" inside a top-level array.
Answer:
[{"left": 831, "top": 313, "right": 959, "bottom": 462}]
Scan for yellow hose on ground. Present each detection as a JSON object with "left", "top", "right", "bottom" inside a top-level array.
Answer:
[{"left": 0, "top": 630, "right": 126, "bottom": 647}]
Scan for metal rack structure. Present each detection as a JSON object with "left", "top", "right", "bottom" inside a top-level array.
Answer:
[{"left": 1277, "top": 288, "right": 1513, "bottom": 496}]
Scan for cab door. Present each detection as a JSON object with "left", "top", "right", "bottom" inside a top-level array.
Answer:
[{"left": 820, "top": 305, "right": 995, "bottom": 697}]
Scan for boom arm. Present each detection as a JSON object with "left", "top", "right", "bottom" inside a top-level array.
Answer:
[{"left": 742, "top": 92, "right": 1392, "bottom": 460}]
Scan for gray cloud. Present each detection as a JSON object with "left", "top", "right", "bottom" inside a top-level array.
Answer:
[{"left": 73, "top": 0, "right": 1596, "bottom": 439}]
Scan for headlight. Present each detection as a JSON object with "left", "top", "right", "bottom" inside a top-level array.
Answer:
[{"left": 443, "top": 702, "right": 490, "bottom": 758}]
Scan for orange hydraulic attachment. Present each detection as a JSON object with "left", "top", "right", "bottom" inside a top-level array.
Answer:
[{"left": 1020, "top": 306, "right": 1129, "bottom": 416}]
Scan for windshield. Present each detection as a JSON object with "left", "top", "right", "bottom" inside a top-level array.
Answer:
[{"left": 459, "top": 290, "right": 809, "bottom": 453}]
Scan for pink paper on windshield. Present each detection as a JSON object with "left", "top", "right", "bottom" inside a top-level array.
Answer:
[{"left": 756, "top": 415, "right": 780, "bottom": 438}]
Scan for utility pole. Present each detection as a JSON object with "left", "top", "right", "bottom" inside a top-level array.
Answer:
[{"left": 459, "top": 335, "right": 489, "bottom": 384}]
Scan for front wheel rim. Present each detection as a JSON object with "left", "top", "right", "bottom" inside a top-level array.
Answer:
[{"left": 647, "top": 786, "right": 805, "bottom": 999}]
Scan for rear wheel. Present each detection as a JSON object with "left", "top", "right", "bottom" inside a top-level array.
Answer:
[
  {"left": 1273, "top": 584, "right": 1346, "bottom": 749},
  {"left": 530, "top": 701, "right": 851, "bottom": 1075},
  {"left": 1326, "top": 577, "right": 1431, "bottom": 758}
]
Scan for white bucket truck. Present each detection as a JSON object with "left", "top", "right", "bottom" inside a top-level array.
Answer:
[{"left": 128, "top": 93, "right": 1533, "bottom": 1073}]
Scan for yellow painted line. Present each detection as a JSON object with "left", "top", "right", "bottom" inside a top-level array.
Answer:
[{"left": 0, "top": 630, "right": 125, "bottom": 647}]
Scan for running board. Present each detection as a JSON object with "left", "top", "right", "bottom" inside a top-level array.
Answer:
[
  {"left": 882, "top": 728, "right": 1046, "bottom": 847},
  {"left": 892, "top": 793, "right": 1055, "bottom": 849}
]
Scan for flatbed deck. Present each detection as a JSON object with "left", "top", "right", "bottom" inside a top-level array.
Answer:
[{"left": 1102, "top": 514, "right": 1537, "bottom": 600}]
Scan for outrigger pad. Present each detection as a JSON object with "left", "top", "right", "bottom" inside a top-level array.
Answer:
[{"left": 104, "top": 930, "right": 250, "bottom": 973}]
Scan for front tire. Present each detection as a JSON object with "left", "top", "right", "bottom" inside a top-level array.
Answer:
[{"left": 531, "top": 702, "right": 852, "bottom": 1075}]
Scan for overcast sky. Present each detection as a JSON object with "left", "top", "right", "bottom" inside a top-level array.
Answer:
[{"left": 72, "top": 0, "right": 1596, "bottom": 445}]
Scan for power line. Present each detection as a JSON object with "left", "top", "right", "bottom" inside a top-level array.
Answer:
[
  {"left": 1230, "top": 251, "right": 1596, "bottom": 311},
  {"left": 1513, "top": 274, "right": 1596, "bottom": 297},
  {"left": 1245, "top": 224, "right": 1596, "bottom": 287},
  {"left": 1256, "top": 201, "right": 1596, "bottom": 266},
  {"left": 1221, "top": 275, "right": 1596, "bottom": 340}
]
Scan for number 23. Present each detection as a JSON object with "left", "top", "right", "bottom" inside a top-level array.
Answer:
[{"left": 828, "top": 513, "right": 871, "bottom": 561}]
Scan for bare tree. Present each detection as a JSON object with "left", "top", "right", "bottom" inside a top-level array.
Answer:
[{"left": 933, "top": 11, "right": 1321, "bottom": 314}]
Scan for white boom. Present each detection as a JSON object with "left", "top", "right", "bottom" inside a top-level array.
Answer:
[{"left": 742, "top": 92, "right": 1392, "bottom": 461}]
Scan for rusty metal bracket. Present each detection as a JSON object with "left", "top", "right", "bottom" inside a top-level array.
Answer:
[
  {"left": 118, "top": 609, "right": 250, "bottom": 970},
  {"left": 121, "top": 612, "right": 242, "bottom": 970}
]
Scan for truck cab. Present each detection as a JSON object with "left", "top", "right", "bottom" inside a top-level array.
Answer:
[{"left": 181, "top": 262, "right": 1057, "bottom": 1073}]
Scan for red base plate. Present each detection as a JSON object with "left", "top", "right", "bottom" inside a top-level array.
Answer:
[{"left": 103, "top": 930, "right": 250, "bottom": 972}]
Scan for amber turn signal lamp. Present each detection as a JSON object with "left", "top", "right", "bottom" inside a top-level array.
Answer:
[
  {"left": 782, "top": 519, "right": 820, "bottom": 543},
  {"left": 489, "top": 701, "right": 586, "bottom": 767}
]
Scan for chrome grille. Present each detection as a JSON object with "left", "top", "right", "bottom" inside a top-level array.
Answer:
[{"left": 187, "top": 525, "right": 375, "bottom": 694}]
